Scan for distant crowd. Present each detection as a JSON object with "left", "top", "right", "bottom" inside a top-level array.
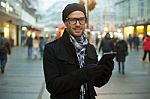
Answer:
[
  {"left": 25, "top": 35, "right": 56, "bottom": 60},
  {"left": 96, "top": 32, "right": 150, "bottom": 74}
]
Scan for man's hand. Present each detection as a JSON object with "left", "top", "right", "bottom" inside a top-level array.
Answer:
[{"left": 82, "top": 60, "right": 114, "bottom": 81}]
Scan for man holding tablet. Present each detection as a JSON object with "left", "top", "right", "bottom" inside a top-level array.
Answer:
[{"left": 43, "top": 3, "right": 114, "bottom": 99}]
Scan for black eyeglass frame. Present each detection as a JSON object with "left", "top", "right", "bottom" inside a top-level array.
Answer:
[{"left": 66, "top": 17, "right": 87, "bottom": 25}]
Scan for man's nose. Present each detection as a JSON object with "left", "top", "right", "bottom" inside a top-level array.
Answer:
[{"left": 75, "top": 20, "right": 80, "bottom": 25}]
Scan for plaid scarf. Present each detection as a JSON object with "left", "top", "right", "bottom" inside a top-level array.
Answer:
[{"left": 69, "top": 33, "right": 88, "bottom": 99}]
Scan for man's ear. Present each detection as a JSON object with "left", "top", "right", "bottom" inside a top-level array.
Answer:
[
  {"left": 64, "top": 21, "right": 67, "bottom": 25},
  {"left": 64, "top": 22, "right": 68, "bottom": 27}
]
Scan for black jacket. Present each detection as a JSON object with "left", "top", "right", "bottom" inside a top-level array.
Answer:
[
  {"left": 99, "top": 38, "right": 114, "bottom": 53},
  {"left": 43, "top": 30, "right": 111, "bottom": 99},
  {"left": 115, "top": 40, "right": 128, "bottom": 62},
  {"left": 0, "top": 37, "right": 11, "bottom": 55}
]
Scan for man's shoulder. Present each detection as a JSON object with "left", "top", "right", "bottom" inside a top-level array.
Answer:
[
  {"left": 88, "top": 43, "right": 95, "bottom": 48},
  {"left": 45, "top": 38, "right": 62, "bottom": 48},
  {"left": 45, "top": 39, "right": 56, "bottom": 46},
  {"left": 87, "top": 43, "right": 96, "bottom": 51}
]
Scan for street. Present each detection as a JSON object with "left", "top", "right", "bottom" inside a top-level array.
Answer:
[{"left": 0, "top": 47, "right": 150, "bottom": 99}]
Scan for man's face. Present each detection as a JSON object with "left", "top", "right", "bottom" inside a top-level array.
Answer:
[{"left": 64, "top": 11, "right": 86, "bottom": 39}]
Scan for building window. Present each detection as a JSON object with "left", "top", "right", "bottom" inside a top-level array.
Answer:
[{"left": 138, "top": 0, "right": 144, "bottom": 18}]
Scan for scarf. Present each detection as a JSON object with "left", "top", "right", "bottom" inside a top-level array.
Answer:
[{"left": 69, "top": 33, "right": 88, "bottom": 99}]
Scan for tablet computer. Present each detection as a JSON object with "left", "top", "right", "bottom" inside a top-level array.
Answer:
[{"left": 98, "top": 52, "right": 116, "bottom": 65}]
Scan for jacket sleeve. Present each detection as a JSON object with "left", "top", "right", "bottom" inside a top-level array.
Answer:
[
  {"left": 43, "top": 44, "right": 88, "bottom": 95},
  {"left": 93, "top": 59, "right": 114, "bottom": 88}
]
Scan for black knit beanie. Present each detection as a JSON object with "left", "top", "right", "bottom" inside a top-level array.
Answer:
[{"left": 62, "top": 3, "right": 86, "bottom": 22}]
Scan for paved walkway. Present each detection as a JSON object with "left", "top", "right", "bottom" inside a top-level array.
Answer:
[
  {"left": 95, "top": 49, "right": 150, "bottom": 99},
  {"left": 0, "top": 47, "right": 44, "bottom": 99},
  {"left": 0, "top": 47, "right": 150, "bottom": 99}
]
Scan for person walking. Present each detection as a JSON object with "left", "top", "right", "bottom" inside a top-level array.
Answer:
[
  {"left": 0, "top": 32, "right": 11, "bottom": 74},
  {"left": 43, "top": 3, "right": 114, "bottom": 99},
  {"left": 142, "top": 34, "right": 150, "bottom": 62},
  {"left": 127, "top": 34, "right": 133, "bottom": 52},
  {"left": 39, "top": 36, "right": 46, "bottom": 58},
  {"left": 133, "top": 34, "right": 140, "bottom": 51},
  {"left": 33, "top": 36, "right": 40, "bottom": 59},
  {"left": 115, "top": 36, "right": 128, "bottom": 75},
  {"left": 26, "top": 35, "right": 33, "bottom": 59},
  {"left": 98, "top": 32, "right": 114, "bottom": 54}
]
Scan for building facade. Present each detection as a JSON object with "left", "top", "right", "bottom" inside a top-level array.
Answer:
[
  {"left": 114, "top": 0, "right": 150, "bottom": 40},
  {"left": 0, "top": 0, "right": 39, "bottom": 46}
]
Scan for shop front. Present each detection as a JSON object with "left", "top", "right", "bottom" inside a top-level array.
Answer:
[
  {"left": 147, "top": 25, "right": 150, "bottom": 36},
  {"left": 0, "top": 21, "right": 18, "bottom": 47},
  {"left": 123, "top": 19, "right": 150, "bottom": 41}
]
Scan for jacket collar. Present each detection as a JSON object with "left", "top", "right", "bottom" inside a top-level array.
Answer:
[
  {"left": 55, "top": 29, "right": 78, "bottom": 64},
  {"left": 55, "top": 29, "right": 97, "bottom": 64}
]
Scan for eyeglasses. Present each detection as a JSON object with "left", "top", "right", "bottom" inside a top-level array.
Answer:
[{"left": 66, "top": 17, "right": 86, "bottom": 25}]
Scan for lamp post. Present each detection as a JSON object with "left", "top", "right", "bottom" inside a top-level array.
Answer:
[
  {"left": 86, "top": 0, "right": 89, "bottom": 29},
  {"left": 79, "top": 0, "right": 96, "bottom": 29}
]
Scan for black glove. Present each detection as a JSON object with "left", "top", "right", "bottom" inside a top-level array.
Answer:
[
  {"left": 81, "top": 64, "right": 106, "bottom": 81},
  {"left": 81, "top": 60, "right": 114, "bottom": 81},
  {"left": 94, "top": 60, "right": 114, "bottom": 87},
  {"left": 100, "top": 60, "right": 114, "bottom": 76}
]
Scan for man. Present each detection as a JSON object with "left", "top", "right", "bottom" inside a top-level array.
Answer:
[
  {"left": 99, "top": 32, "right": 114, "bottom": 54},
  {"left": 26, "top": 35, "right": 33, "bottom": 59},
  {"left": 43, "top": 3, "right": 114, "bottom": 99},
  {"left": 0, "top": 32, "right": 11, "bottom": 73}
]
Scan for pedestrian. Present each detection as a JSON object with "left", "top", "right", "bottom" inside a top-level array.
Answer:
[
  {"left": 142, "top": 34, "right": 150, "bottom": 62},
  {"left": 98, "top": 32, "right": 114, "bottom": 54},
  {"left": 33, "top": 36, "right": 40, "bottom": 59},
  {"left": 43, "top": 3, "right": 114, "bottom": 99},
  {"left": 39, "top": 36, "right": 46, "bottom": 58},
  {"left": 115, "top": 36, "right": 128, "bottom": 75},
  {"left": 127, "top": 34, "right": 133, "bottom": 52},
  {"left": 26, "top": 35, "right": 33, "bottom": 59},
  {"left": 133, "top": 34, "right": 140, "bottom": 51},
  {"left": 0, "top": 32, "right": 11, "bottom": 74}
]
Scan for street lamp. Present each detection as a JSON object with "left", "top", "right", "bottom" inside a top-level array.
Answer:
[{"left": 79, "top": 0, "right": 96, "bottom": 29}]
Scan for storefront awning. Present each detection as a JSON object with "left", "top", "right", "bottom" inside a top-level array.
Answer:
[{"left": 0, "top": 11, "right": 19, "bottom": 23}]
